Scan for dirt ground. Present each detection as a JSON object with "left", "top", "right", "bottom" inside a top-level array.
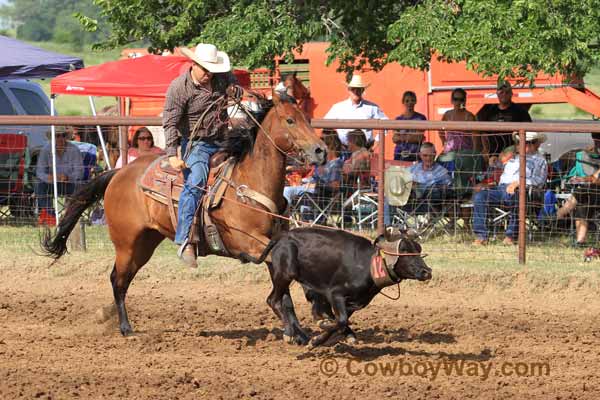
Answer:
[{"left": 1, "top": 256, "right": 600, "bottom": 400}]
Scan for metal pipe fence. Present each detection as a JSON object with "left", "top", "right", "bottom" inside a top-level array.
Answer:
[{"left": 0, "top": 115, "right": 598, "bottom": 265}]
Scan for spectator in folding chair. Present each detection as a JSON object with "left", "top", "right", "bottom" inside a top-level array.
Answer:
[
  {"left": 407, "top": 142, "right": 453, "bottom": 212},
  {"left": 285, "top": 132, "right": 345, "bottom": 224},
  {"left": 342, "top": 129, "right": 371, "bottom": 186},
  {"left": 341, "top": 129, "right": 376, "bottom": 229},
  {"left": 35, "top": 127, "right": 84, "bottom": 225},
  {"left": 115, "top": 127, "right": 165, "bottom": 168},
  {"left": 472, "top": 131, "right": 547, "bottom": 246},
  {"left": 555, "top": 132, "right": 600, "bottom": 247},
  {"left": 283, "top": 130, "right": 343, "bottom": 202}
]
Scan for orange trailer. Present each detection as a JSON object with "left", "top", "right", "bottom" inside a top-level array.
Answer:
[
  {"left": 121, "top": 43, "right": 600, "bottom": 160},
  {"left": 275, "top": 42, "right": 600, "bottom": 160}
]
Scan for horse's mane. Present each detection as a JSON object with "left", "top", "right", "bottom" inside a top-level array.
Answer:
[{"left": 216, "top": 93, "right": 296, "bottom": 161}]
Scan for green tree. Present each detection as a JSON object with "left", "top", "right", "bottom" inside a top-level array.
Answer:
[
  {"left": 1, "top": 0, "right": 106, "bottom": 47},
  {"left": 81, "top": 0, "right": 600, "bottom": 82}
]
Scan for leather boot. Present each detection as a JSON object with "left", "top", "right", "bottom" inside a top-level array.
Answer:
[{"left": 177, "top": 243, "right": 197, "bottom": 268}]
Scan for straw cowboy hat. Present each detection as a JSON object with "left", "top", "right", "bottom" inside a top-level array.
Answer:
[
  {"left": 512, "top": 131, "right": 547, "bottom": 143},
  {"left": 385, "top": 166, "right": 413, "bottom": 206},
  {"left": 180, "top": 43, "right": 231, "bottom": 73},
  {"left": 346, "top": 74, "right": 370, "bottom": 89}
]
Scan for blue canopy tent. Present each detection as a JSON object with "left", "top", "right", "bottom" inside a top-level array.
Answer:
[
  {"left": 0, "top": 35, "right": 84, "bottom": 79},
  {"left": 0, "top": 36, "right": 86, "bottom": 224}
]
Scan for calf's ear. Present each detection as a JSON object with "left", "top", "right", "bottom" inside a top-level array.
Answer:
[
  {"left": 384, "top": 226, "right": 402, "bottom": 241},
  {"left": 404, "top": 228, "right": 419, "bottom": 240}
]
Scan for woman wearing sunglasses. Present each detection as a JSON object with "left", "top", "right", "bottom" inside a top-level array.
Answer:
[
  {"left": 440, "top": 88, "right": 479, "bottom": 152},
  {"left": 115, "top": 127, "right": 165, "bottom": 168}
]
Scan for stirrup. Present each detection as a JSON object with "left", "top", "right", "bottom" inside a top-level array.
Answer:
[{"left": 177, "top": 239, "right": 193, "bottom": 258}]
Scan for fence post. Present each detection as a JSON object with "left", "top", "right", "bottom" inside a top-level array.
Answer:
[
  {"left": 518, "top": 129, "right": 526, "bottom": 264},
  {"left": 377, "top": 129, "right": 385, "bottom": 235}
]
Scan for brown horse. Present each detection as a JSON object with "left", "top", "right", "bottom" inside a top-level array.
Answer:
[{"left": 41, "top": 93, "right": 327, "bottom": 336}]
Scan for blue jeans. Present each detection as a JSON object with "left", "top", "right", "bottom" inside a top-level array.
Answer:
[
  {"left": 35, "top": 181, "right": 76, "bottom": 214},
  {"left": 472, "top": 184, "right": 517, "bottom": 240},
  {"left": 174, "top": 140, "right": 220, "bottom": 245}
]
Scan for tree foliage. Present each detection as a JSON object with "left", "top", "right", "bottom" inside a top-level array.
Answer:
[
  {"left": 82, "top": 0, "right": 600, "bottom": 81},
  {"left": 1, "top": 0, "right": 107, "bottom": 49}
]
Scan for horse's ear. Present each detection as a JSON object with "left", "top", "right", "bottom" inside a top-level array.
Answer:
[{"left": 272, "top": 90, "right": 281, "bottom": 105}]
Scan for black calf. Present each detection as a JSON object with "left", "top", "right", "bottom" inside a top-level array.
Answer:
[{"left": 241, "top": 227, "right": 431, "bottom": 347}]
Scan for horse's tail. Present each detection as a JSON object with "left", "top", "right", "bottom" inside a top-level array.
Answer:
[
  {"left": 41, "top": 169, "right": 119, "bottom": 260},
  {"left": 239, "top": 238, "right": 279, "bottom": 264}
]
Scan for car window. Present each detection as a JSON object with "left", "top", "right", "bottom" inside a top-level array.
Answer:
[
  {"left": 0, "top": 89, "right": 16, "bottom": 115},
  {"left": 10, "top": 88, "right": 50, "bottom": 115}
]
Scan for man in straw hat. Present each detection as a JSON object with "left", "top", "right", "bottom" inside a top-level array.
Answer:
[
  {"left": 324, "top": 74, "right": 387, "bottom": 147},
  {"left": 472, "top": 131, "right": 547, "bottom": 246},
  {"left": 163, "top": 43, "right": 244, "bottom": 268}
]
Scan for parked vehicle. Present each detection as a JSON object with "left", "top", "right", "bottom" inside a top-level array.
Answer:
[
  {"left": 0, "top": 80, "right": 51, "bottom": 155},
  {"left": 0, "top": 80, "right": 51, "bottom": 221}
]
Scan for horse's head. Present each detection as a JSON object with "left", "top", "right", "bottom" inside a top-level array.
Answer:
[{"left": 264, "top": 91, "right": 326, "bottom": 165}]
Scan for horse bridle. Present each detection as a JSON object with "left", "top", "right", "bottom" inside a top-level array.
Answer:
[{"left": 234, "top": 97, "right": 310, "bottom": 164}]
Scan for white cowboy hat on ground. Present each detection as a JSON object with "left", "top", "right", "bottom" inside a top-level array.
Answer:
[
  {"left": 385, "top": 166, "right": 413, "bottom": 206},
  {"left": 347, "top": 74, "right": 370, "bottom": 88},
  {"left": 180, "top": 43, "right": 230, "bottom": 73},
  {"left": 512, "top": 131, "right": 547, "bottom": 143}
]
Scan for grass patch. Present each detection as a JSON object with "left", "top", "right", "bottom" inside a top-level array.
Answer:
[{"left": 2, "top": 225, "right": 600, "bottom": 292}]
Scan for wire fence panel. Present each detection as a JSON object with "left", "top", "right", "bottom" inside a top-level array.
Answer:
[{"left": 0, "top": 117, "right": 599, "bottom": 266}]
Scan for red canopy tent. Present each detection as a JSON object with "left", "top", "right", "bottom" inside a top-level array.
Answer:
[
  {"left": 49, "top": 55, "right": 252, "bottom": 169},
  {"left": 50, "top": 55, "right": 250, "bottom": 97}
]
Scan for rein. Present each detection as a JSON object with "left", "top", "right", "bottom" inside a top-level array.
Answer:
[
  {"left": 379, "top": 284, "right": 401, "bottom": 301},
  {"left": 196, "top": 182, "right": 425, "bottom": 257},
  {"left": 235, "top": 99, "right": 307, "bottom": 165}
]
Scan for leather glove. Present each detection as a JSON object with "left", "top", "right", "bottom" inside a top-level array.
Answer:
[
  {"left": 226, "top": 84, "right": 244, "bottom": 101},
  {"left": 168, "top": 156, "right": 186, "bottom": 171}
]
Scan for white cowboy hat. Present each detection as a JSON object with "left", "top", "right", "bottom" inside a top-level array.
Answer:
[
  {"left": 347, "top": 74, "right": 370, "bottom": 89},
  {"left": 512, "top": 131, "right": 547, "bottom": 144},
  {"left": 180, "top": 43, "right": 231, "bottom": 73},
  {"left": 385, "top": 166, "right": 413, "bottom": 206}
]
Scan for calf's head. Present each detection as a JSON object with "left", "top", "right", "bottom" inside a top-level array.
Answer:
[{"left": 375, "top": 227, "right": 432, "bottom": 282}]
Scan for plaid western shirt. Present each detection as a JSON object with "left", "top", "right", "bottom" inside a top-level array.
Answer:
[{"left": 163, "top": 69, "right": 237, "bottom": 156}]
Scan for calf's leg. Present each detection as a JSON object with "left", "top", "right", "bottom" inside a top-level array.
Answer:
[
  {"left": 309, "top": 294, "right": 350, "bottom": 348},
  {"left": 303, "top": 286, "right": 335, "bottom": 322},
  {"left": 266, "top": 250, "right": 308, "bottom": 345},
  {"left": 281, "top": 289, "right": 309, "bottom": 345}
]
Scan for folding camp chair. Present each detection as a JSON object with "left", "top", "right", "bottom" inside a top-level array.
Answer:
[
  {"left": 289, "top": 186, "right": 343, "bottom": 227},
  {"left": 0, "top": 134, "right": 33, "bottom": 221}
]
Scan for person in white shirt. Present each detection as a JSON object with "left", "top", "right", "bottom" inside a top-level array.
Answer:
[
  {"left": 323, "top": 74, "right": 388, "bottom": 146},
  {"left": 472, "top": 131, "right": 548, "bottom": 246}
]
